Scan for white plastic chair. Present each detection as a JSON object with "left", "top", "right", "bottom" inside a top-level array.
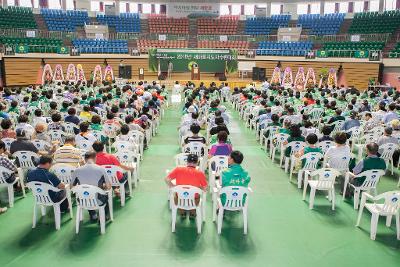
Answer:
[
  {"left": 115, "top": 150, "right": 139, "bottom": 189},
  {"left": 174, "top": 153, "right": 190, "bottom": 167},
  {"left": 112, "top": 140, "right": 135, "bottom": 153},
  {"left": 72, "top": 184, "right": 113, "bottom": 235},
  {"left": 62, "top": 122, "right": 77, "bottom": 135},
  {"left": 215, "top": 186, "right": 251, "bottom": 235},
  {"left": 48, "top": 130, "right": 65, "bottom": 145},
  {"left": 129, "top": 131, "right": 145, "bottom": 160},
  {"left": 343, "top": 169, "right": 385, "bottom": 209},
  {"left": 92, "top": 130, "right": 106, "bottom": 142},
  {"left": 283, "top": 141, "right": 305, "bottom": 172},
  {"left": 76, "top": 139, "right": 94, "bottom": 151},
  {"left": 318, "top": 140, "right": 334, "bottom": 155},
  {"left": 356, "top": 191, "right": 400, "bottom": 240},
  {"left": 302, "top": 168, "right": 341, "bottom": 210},
  {"left": 31, "top": 139, "right": 51, "bottom": 152},
  {"left": 50, "top": 163, "right": 76, "bottom": 185},
  {"left": 13, "top": 150, "right": 39, "bottom": 187},
  {"left": 183, "top": 142, "right": 207, "bottom": 170},
  {"left": 170, "top": 185, "right": 204, "bottom": 234},
  {"left": 0, "top": 166, "right": 25, "bottom": 207},
  {"left": 27, "top": 182, "right": 73, "bottom": 230},
  {"left": 1, "top": 137, "right": 15, "bottom": 151},
  {"left": 290, "top": 152, "right": 323, "bottom": 188},
  {"left": 270, "top": 133, "right": 290, "bottom": 161},
  {"left": 208, "top": 156, "right": 229, "bottom": 193},
  {"left": 330, "top": 120, "right": 345, "bottom": 135},
  {"left": 379, "top": 143, "right": 398, "bottom": 175},
  {"left": 102, "top": 165, "right": 128, "bottom": 207}
]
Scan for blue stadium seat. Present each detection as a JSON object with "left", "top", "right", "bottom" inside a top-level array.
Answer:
[
  {"left": 41, "top": 9, "right": 89, "bottom": 32},
  {"left": 72, "top": 39, "right": 129, "bottom": 54},
  {"left": 245, "top": 15, "right": 291, "bottom": 35},
  {"left": 96, "top": 13, "right": 140, "bottom": 33},
  {"left": 256, "top": 41, "right": 313, "bottom": 56},
  {"left": 297, "top": 13, "right": 345, "bottom": 36}
]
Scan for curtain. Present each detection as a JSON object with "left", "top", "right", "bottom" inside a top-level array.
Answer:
[
  {"left": 126, "top": 3, "right": 130, "bottom": 13},
  {"left": 348, "top": 2, "right": 354, "bottom": 12}
]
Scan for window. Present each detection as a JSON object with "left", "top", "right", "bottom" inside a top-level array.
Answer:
[
  {"left": 66, "top": 0, "right": 75, "bottom": 10},
  {"left": 339, "top": 2, "right": 349, "bottom": 13},
  {"left": 310, "top": 2, "right": 321, "bottom": 14},
  {"left": 48, "top": 0, "right": 61, "bottom": 9},
  {"left": 369, "top": 0, "right": 380, "bottom": 11},
  {"left": 385, "top": 0, "right": 396, "bottom": 10},
  {"left": 244, "top": 4, "right": 255, "bottom": 15},
  {"left": 220, "top": 4, "right": 230, "bottom": 15},
  {"left": 271, "top": 3, "right": 281, "bottom": 15},
  {"left": 155, "top": 4, "right": 161, "bottom": 14},
  {"left": 6, "top": 0, "right": 14, "bottom": 6},
  {"left": 297, "top": 3, "right": 308, "bottom": 15},
  {"left": 120, "top": 2, "right": 127, "bottom": 13},
  {"left": 324, "top": 2, "right": 336, "bottom": 14},
  {"left": 19, "top": 0, "right": 32, "bottom": 7},
  {"left": 142, "top": 4, "right": 151, "bottom": 14},
  {"left": 231, "top": 4, "right": 241, "bottom": 15},
  {"left": 130, "top": 3, "right": 138, "bottom": 13},
  {"left": 91, "top": 1, "right": 100, "bottom": 12},
  {"left": 33, "top": 0, "right": 39, "bottom": 8},
  {"left": 354, "top": 1, "right": 364, "bottom": 12}
]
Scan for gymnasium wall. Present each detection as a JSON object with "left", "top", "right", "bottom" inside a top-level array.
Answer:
[{"left": 2, "top": 57, "right": 380, "bottom": 90}]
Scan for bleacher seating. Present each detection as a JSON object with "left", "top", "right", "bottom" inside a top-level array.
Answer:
[
  {"left": 148, "top": 14, "right": 188, "bottom": 34},
  {"left": 245, "top": 15, "right": 291, "bottom": 35},
  {"left": 198, "top": 40, "right": 249, "bottom": 50},
  {"left": 256, "top": 41, "right": 313, "bottom": 56},
  {"left": 297, "top": 13, "right": 345, "bottom": 35},
  {"left": 197, "top": 16, "right": 239, "bottom": 35},
  {"left": 389, "top": 43, "right": 400, "bottom": 58},
  {"left": 0, "top": 37, "right": 62, "bottom": 53},
  {"left": 322, "top": 41, "right": 385, "bottom": 57},
  {"left": 137, "top": 39, "right": 188, "bottom": 53},
  {"left": 349, "top": 10, "right": 400, "bottom": 34},
  {"left": 41, "top": 9, "right": 89, "bottom": 32},
  {"left": 0, "top": 6, "right": 36, "bottom": 29},
  {"left": 96, "top": 13, "right": 140, "bottom": 33},
  {"left": 72, "top": 39, "right": 128, "bottom": 54}
]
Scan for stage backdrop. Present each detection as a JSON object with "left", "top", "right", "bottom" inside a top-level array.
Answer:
[
  {"left": 166, "top": 2, "right": 220, "bottom": 18},
  {"left": 148, "top": 48, "right": 238, "bottom": 74}
]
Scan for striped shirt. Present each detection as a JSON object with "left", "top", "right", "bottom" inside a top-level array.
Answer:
[{"left": 53, "top": 144, "right": 83, "bottom": 166}]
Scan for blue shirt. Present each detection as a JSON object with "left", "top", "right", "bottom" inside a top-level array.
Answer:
[
  {"left": 382, "top": 111, "right": 398, "bottom": 124},
  {"left": 27, "top": 167, "right": 64, "bottom": 202},
  {"left": 342, "top": 119, "right": 360, "bottom": 132}
]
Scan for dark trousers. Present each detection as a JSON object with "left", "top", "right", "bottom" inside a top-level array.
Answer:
[{"left": 50, "top": 190, "right": 69, "bottom": 212}]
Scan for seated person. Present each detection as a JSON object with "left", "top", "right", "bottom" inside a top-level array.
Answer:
[
  {"left": 165, "top": 154, "right": 207, "bottom": 217},
  {"left": 324, "top": 132, "right": 353, "bottom": 169},
  {"left": 72, "top": 152, "right": 111, "bottom": 222},
  {"left": 210, "top": 116, "right": 230, "bottom": 136},
  {"left": 48, "top": 113, "right": 65, "bottom": 131},
  {"left": 220, "top": 151, "right": 250, "bottom": 205},
  {"left": 26, "top": 156, "right": 69, "bottom": 212},
  {"left": 344, "top": 143, "right": 386, "bottom": 198},
  {"left": 319, "top": 125, "right": 334, "bottom": 142},
  {"left": 0, "top": 140, "right": 18, "bottom": 184},
  {"left": 377, "top": 127, "right": 399, "bottom": 165},
  {"left": 284, "top": 125, "right": 305, "bottom": 158},
  {"left": 0, "top": 119, "right": 16, "bottom": 139},
  {"left": 54, "top": 136, "right": 84, "bottom": 167},
  {"left": 75, "top": 122, "right": 97, "bottom": 145},
  {"left": 295, "top": 133, "right": 322, "bottom": 167},
  {"left": 92, "top": 141, "right": 134, "bottom": 186},
  {"left": 15, "top": 115, "right": 35, "bottom": 139},
  {"left": 209, "top": 131, "right": 232, "bottom": 158},
  {"left": 184, "top": 124, "right": 206, "bottom": 145}
]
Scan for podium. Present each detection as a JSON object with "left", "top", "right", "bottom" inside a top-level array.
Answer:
[{"left": 191, "top": 64, "right": 200, "bottom": 80}]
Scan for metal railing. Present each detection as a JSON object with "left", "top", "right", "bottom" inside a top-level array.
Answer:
[
  {"left": 0, "top": 44, "right": 386, "bottom": 60},
  {"left": 309, "top": 33, "right": 391, "bottom": 43},
  {"left": 0, "top": 28, "right": 77, "bottom": 40}
]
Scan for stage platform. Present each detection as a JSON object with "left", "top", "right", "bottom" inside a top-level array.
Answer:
[{"left": 159, "top": 78, "right": 255, "bottom": 89}]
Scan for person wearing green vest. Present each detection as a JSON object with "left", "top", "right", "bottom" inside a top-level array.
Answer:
[
  {"left": 344, "top": 143, "right": 386, "bottom": 198},
  {"left": 220, "top": 151, "right": 251, "bottom": 205}
]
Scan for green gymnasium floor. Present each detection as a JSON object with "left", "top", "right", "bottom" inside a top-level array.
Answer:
[{"left": 0, "top": 104, "right": 399, "bottom": 267}]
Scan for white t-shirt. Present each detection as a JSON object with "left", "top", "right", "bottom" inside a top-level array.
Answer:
[{"left": 325, "top": 145, "right": 352, "bottom": 168}]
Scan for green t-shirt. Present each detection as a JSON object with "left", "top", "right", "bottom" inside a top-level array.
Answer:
[{"left": 221, "top": 164, "right": 251, "bottom": 205}]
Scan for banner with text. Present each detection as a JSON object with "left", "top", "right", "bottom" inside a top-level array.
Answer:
[
  {"left": 148, "top": 48, "right": 238, "bottom": 74},
  {"left": 166, "top": 2, "right": 220, "bottom": 18}
]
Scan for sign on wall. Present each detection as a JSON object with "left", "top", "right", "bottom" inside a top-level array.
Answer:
[
  {"left": 351, "top": 35, "right": 361, "bottom": 42},
  {"left": 167, "top": 2, "right": 220, "bottom": 18}
]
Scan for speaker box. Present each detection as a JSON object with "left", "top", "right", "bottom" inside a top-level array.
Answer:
[
  {"left": 252, "top": 67, "right": 259, "bottom": 81},
  {"left": 258, "top": 68, "right": 266, "bottom": 81},
  {"left": 119, "top": 65, "right": 132, "bottom": 79}
]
